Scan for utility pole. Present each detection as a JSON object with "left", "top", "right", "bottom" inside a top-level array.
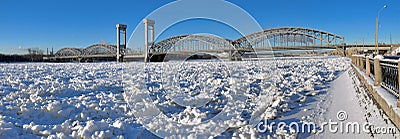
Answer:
[
  {"left": 390, "top": 34, "right": 393, "bottom": 53},
  {"left": 375, "top": 5, "right": 387, "bottom": 55},
  {"left": 356, "top": 41, "right": 358, "bottom": 54},
  {"left": 390, "top": 34, "right": 392, "bottom": 44},
  {"left": 363, "top": 38, "right": 365, "bottom": 54}
]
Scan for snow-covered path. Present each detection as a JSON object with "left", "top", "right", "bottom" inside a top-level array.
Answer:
[
  {"left": 311, "top": 69, "right": 370, "bottom": 138},
  {"left": 310, "top": 69, "right": 399, "bottom": 138}
]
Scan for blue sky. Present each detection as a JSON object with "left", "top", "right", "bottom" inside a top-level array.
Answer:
[{"left": 0, "top": 0, "right": 399, "bottom": 54}]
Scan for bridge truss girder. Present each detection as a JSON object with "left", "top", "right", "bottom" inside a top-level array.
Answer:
[
  {"left": 151, "top": 34, "right": 233, "bottom": 54},
  {"left": 150, "top": 27, "right": 345, "bottom": 56},
  {"left": 55, "top": 48, "right": 83, "bottom": 57},
  {"left": 54, "top": 27, "right": 345, "bottom": 60},
  {"left": 83, "top": 44, "right": 118, "bottom": 56},
  {"left": 55, "top": 44, "right": 133, "bottom": 58},
  {"left": 234, "top": 27, "right": 345, "bottom": 49}
]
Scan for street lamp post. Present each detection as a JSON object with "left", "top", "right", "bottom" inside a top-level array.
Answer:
[
  {"left": 375, "top": 5, "right": 387, "bottom": 55},
  {"left": 356, "top": 41, "right": 358, "bottom": 54}
]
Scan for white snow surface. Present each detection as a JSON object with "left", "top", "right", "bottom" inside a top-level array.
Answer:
[
  {"left": 309, "top": 69, "right": 399, "bottom": 138},
  {"left": 0, "top": 57, "right": 394, "bottom": 138}
]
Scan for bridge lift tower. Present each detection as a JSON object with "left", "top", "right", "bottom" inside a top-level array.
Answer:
[
  {"left": 143, "top": 19, "right": 155, "bottom": 62},
  {"left": 116, "top": 24, "right": 127, "bottom": 62}
]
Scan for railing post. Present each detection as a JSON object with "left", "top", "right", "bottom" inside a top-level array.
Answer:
[
  {"left": 398, "top": 60, "right": 400, "bottom": 108},
  {"left": 355, "top": 56, "right": 358, "bottom": 66},
  {"left": 356, "top": 56, "right": 359, "bottom": 67},
  {"left": 366, "top": 57, "right": 370, "bottom": 76},
  {"left": 361, "top": 57, "right": 365, "bottom": 71},
  {"left": 354, "top": 56, "right": 356, "bottom": 65},
  {"left": 374, "top": 56, "right": 383, "bottom": 86},
  {"left": 356, "top": 56, "right": 360, "bottom": 68}
]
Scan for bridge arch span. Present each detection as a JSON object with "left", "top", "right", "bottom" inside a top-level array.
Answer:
[
  {"left": 82, "top": 44, "right": 117, "bottom": 56},
  {"left": 233, "top": 27, "right": 345, "bottom": 49},
  {"left": 152, "top": 34, "right": 233, "bottom": 54},
  {"left": 55, "top": 48, "right": 83, "bottom": 57}
]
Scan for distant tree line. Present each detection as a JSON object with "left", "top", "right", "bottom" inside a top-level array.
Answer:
[
  {"left": 0, "top": 53, "right": 45, "bottom": 62},
  {"left": 0, "top": 48, "right": 52, "bottom": 62}
]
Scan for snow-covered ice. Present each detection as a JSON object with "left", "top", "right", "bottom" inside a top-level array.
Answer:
[{"left": 0, "top": 56, "right": 397, "bottom": 138}]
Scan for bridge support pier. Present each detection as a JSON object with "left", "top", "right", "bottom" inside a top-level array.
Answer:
[
  {"left": 343, "top": 45, "right": 346, "bottom": 56},
  {"left": 149, "top": 54, "right": 166, "bottom": 62},
  {"left": 228, "top": 50, "right": 242, "bottom": 61},
  {"left": 116, "top": 24, "right": 127, "bottom": 62},
  {"left": 143, "top": 19, "right": 155, "bottom": 62}
]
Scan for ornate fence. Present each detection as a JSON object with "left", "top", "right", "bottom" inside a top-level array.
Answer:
[
  {"left": 352, "top": 55, "right": 400, "bottom": 130},
  {"left": 352, "top": 55, "right": 400, "bottom": 98},
  {"left": 380, "top": 60, "right": 399, "bottom": 97}
]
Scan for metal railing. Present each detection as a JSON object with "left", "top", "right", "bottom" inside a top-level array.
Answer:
[
  {"left": 380, "top": 61, "right": 400, "bottom": 97},
  {"left": 363, "top": 58, "right": 366, "bottom": 70},
  {"left": 352, "top": 55, "right": 399, "bottom": 99},
  {"left": 370, "top": 59, "right": 375, "bottom": 80}
]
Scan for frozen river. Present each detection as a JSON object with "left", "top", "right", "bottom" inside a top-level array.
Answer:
[{"left": 0, "top": 56, "right": 398, "bottom": 138}]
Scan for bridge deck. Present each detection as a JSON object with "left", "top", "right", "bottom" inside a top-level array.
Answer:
[{"left": 47, "top": 44, "right": 400, "bottom": 61}]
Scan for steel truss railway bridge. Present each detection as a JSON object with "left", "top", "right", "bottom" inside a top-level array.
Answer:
[{"left": 47, "top": 26, "right": 346, "bottom": 62}]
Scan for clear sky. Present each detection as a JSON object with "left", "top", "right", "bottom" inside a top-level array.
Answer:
[{"left": 0, "top": 0, "right": 399, "bottom": 54}]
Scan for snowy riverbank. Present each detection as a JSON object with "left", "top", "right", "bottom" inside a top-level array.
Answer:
[{"left": 1, "top": 56, "right": 395, "bottom": 138}]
